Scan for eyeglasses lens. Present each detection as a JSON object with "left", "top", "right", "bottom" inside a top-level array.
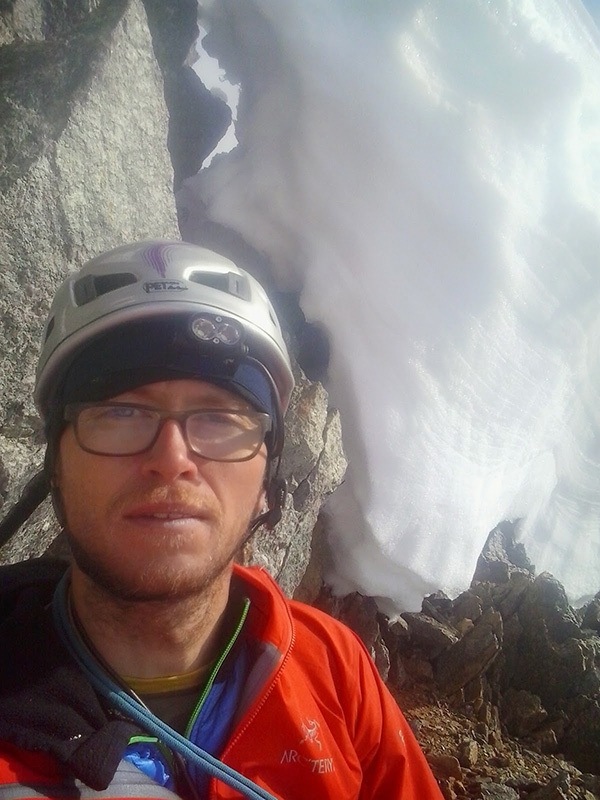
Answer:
[{"left": 186, "top": 411, "right": 263, "bottom": 460}]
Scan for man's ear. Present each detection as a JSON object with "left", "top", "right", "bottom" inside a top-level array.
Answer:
[{"left": 255, "top": 486, "right": 268, "bottom": 516}]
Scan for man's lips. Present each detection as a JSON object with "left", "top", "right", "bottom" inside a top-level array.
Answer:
[{"left": 122, "top": 503, "right": 210, "bottom": 522}]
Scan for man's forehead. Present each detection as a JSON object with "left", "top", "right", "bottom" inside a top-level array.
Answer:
[{"left": 109, "top": 379, "right": 252, "bottom": 409}]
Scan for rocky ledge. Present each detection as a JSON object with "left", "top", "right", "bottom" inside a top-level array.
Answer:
[{"left": 316, "top": 522, "right": 600, "bottom": 800}]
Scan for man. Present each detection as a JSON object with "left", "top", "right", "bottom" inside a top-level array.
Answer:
[{"left": 0, "top": 241, "right": 443, "bottom": 799}]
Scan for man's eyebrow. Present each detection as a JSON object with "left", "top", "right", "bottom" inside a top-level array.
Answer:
[
  {"left": 116, "top": 386, "right": 252, "bottom": 410},
  {"left": 186, "top": 392, "right": 250, "bottom": 410}
]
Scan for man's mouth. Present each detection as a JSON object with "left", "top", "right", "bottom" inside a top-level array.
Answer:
[
  {"left": 147, "top": 512, "right": 194, "bottom": 520},
  {"left": 123, "top": 503, "right": 209, "bottom": 522}
]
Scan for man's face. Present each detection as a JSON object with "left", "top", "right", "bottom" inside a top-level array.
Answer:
[{"left": 55, "top": 379, "right": 268, "bottom": 602}]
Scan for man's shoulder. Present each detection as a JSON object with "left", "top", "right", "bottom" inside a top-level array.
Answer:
[{"left": 236, "top": 564, "right": 373, "bottom": 667}]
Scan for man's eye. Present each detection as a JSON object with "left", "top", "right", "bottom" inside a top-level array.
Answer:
[
  {"left": 198, "top": 412, "right": 238, "bottom": 427},
  {"left": 190, "top": 412, "right": 249, "bottom": 435},
  {"left": 93, "top": 406, "right": 144, "bottom": 420}
]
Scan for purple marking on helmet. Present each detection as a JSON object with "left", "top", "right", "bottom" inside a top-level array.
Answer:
[{"left": 143, "top": 243, "right": 171, "bottom": 278}]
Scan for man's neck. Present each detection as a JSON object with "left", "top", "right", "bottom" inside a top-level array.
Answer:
[{"left": 69, "top": 567, "right": 233, "bottom": 680}]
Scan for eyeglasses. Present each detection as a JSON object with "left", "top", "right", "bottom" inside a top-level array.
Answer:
[{"left": 63, "top": 403, "right": 272, "bottom": 462}]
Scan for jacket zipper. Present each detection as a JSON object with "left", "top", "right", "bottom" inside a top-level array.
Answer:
[
  {"left": 219, "top": 619, "right": 296, "bottom": 757},
  {"left": 184, "top": 597, "right": 251, "bottom": 737}
]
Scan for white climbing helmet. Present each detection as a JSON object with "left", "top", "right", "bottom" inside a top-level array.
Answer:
[{"left": 35, "top": 240, "right": 294, "bottom": 444}]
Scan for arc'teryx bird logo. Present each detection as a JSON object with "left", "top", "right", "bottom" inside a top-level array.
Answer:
[{"left": 299, "top": 719, "right": 322, "bottom": 750}]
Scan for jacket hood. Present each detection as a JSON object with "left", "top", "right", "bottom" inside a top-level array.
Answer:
[{"left": 0, "top": 558, "right": 140, "bottom": 791}]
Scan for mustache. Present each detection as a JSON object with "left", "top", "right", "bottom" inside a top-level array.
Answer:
[{"left": 113, "top": 484, "right": 220, "bottom": 517}]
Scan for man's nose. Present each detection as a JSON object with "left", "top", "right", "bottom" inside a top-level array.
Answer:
[{"left": 140, "top": 419, "right": 199, "bottom": 480}]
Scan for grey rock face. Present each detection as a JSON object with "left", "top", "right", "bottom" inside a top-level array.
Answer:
[
  {"left": 434, "top": 607, "right": 503, "bottom": 695},
  {"left": 314, "top": 589, "right": 391, "bottom": 681},
  {"left": 243, "top": 368, "right": 347, "bottom": 596},
  {"left": 402, "top": 612, "right": 460, "bottom": 660},
  {"left": 0, "top": 0, "right": 179, "bottom": 399},
  {"left": 493, "top": 568, "right": 600, "bottom": 774},
  {"left": 481, "top": 785, "right": 519, "bottom": 800},
  {"left": 581, "top": 594, "right": 600, "bottom": 633},
  {"left": 0, "top": 0, "right": 179, "bottom": 562},
  {"left": 500, "top": 688, "right": 548, "bottom": 738},
  {"left": 527, "top": 771, "right": 573, "bottom": 800},
  {"left": 474, "top": 520, "right": 535, "bottom": 584}
]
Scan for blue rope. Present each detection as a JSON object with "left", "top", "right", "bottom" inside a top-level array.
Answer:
[{"left": 52, "top": 575, "right": 279, "bottom": 800}]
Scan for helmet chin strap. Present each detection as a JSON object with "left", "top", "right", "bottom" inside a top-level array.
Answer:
[
  {"left": 0, "top": 439, "right": 64, "bottom": 551},
  {"left": 0, "top": 469, "right": 50, "bottom": 550}
]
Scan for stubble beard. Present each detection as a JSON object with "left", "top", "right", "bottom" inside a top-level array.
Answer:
[{"left": 65, "top": 512, "right": 254, "bottom": 605}]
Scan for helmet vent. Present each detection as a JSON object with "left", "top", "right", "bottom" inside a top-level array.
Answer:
[
  {"left": 188, "top": 271, "right": 251, "bottom": 301},
  {"left": 73, "top": 272, "right": 138, "bottom": 306}
]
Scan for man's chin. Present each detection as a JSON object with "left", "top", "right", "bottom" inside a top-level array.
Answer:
[
  {"left": 68, "top": 533, "right": 237, "bottom": 603},
  {"left": 80, "top": 562, "right": 229, "bottom": 603}
]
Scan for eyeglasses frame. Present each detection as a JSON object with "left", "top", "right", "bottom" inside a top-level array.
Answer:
[{"left": 63, "top": 401, "right": 272, "bottom": 462}]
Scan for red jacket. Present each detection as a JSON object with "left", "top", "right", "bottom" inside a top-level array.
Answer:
[{"left": 0, "top": 561, "right": 443, "bottom": 800}]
